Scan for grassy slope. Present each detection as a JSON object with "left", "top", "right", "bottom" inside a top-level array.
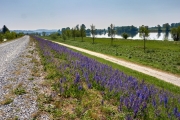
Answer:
[
  {"left": 34, "top": 37, "right": 180, "bottom": 119},
  {"left": 41, "top": 36, "right": 180, "bottom": 94},
  {"left": 42, "top": 36, "right": 180, "bottom": 75},
  {"left": 35, "top": 38, "right": 124, "bottom": 119}
]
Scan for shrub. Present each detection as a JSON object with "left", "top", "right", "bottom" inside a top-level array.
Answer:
[
  {"left": 50, "top": 33, "right": 58, "bottom": 39},
  {"left": 121, "top": 32, "right": 129, "bottom": 39}
]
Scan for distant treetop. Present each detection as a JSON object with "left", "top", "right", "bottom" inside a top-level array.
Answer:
[{"left": 2, "top": 25, "right": 10, "bottom": 34}]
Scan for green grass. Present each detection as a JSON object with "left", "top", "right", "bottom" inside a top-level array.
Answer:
[
  {"left": 14, "top": 87, "right": 26, "bottom": 95},
  {"left": 42, "top": 36, "right": 180, "bottom": 75},
  {"left": 1, "top": 98, "right": 13, "bottom": 105}
]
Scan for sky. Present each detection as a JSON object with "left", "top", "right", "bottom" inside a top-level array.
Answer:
[{"left": 0, "top": 0, "right": 180, "bottom": 30}]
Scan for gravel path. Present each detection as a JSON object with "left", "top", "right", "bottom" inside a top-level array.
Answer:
[
  {"left": 52, "top": 41, "right": 180, "bottom": 87},
  {"left": 0, "top": 36, "right": 49, "bottom": 120},
  {"left": 0, "top": 36, "right": 29, "bottom": 73}
]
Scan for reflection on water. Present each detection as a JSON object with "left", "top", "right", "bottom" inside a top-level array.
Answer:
[
  {"left": 87, "top": 32, "right": 173, "bottom": 41},
  {"left": 157, "top": 32, "right": 161, "bottom": 38}
]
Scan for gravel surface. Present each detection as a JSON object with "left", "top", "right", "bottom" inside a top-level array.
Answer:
[
  {"left": 52, "top": 41, "right": 180, "bottom": 87},
  {"left": 0, "top": 36, "right": 49, "bottom": 120},
  {"left": 0, "top": 36, "right": 29, "bottom": 73}
]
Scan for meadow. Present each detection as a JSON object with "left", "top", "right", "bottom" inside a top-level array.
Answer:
[
  {"left": 34, "top": 36, "right": 180, "bottom": 119},
  {"left": 42, "top": 36, "right": 180, "bottom": 75}
]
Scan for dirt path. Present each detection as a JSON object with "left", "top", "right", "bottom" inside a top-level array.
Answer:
[{"left": 52, "top": 41, "right": 180, "bottom": 87}]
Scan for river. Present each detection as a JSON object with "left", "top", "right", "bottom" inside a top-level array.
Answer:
[{"left": 88, "top": 32, "right": 173, "bottom": 41}]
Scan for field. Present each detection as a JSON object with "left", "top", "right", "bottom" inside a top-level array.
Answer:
[
  {"left": 42, "top": 36, "right": 180, "bottom": 75},
  {"left": 33, "top": 36, "right": 180, "bottom": 119}
]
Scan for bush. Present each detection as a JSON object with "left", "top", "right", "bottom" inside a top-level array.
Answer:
[
  {"left": 0, "top": 33, "right": 3, "bottom": 42},
  {"left": 50, "top": 33, "right": 58, "bottom": 39},
  {"left": 171, "top": 26, "right": 180, "bottom": 41},
  {"left": 0, "top": 32, "right": 18, "bottom": 42},
  {"left": 121, "top": 33, "right": 129, "bottom": 39},
  {"left": 14, "top": 87, "right": 26, "bottom": 95}
]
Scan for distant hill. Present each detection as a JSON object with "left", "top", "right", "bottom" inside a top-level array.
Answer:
[
  {"left": 34, "top": 29, "right": 58, "bottom": 33},
  {"left": 12, "top": 29, "right": 58, "bottom": 35}
]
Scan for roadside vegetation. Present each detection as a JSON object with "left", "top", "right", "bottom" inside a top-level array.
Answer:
[
  {"left": 0, "top": 25, "right": 24, "bottom": 43},
  {"left": 33, "top": 36, "right": 180, "bottom": 119}
]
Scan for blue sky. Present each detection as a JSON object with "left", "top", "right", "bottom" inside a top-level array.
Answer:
[{"left": 0, "top": 0, "right": 180, "bottom": 30}]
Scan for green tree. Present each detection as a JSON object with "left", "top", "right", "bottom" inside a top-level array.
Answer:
[
  {"left": 80, "top": 24, "right": 86, "bottom": 42},
  {"left": 75, "top": 25, "right": 80, "bottom": 37},
  {"left": 157, "top": 25, "right": 161, "bottom": 32},
  {"left": 121, "top": 32, "right": 129, "bottom": 39},
  {"left": 62, "top": 30, "right": 67, "bottom": 41},
  {"left": 10, "top": 32, "right": 17, "bottom": 39},
  {"left": 139, "top": 25, "right": 149, "bottom": 53},
  {"left": 17, "top": 32, "right": 24, "bottom": 37},
  {"left": 3, "top": 31, "right": 16, "bottom": 40},
  {"left": 171, "top": 26, "right": 180, "bottom": 41},
  {"left": 66, "top": 29, "right": 71, "bottom": 39},
  {"left": 90, "top": 24, "right": 96, "bottom": 44},
  {"left": 2, "top": 25, "right": 10, "bottom": 34},
  {"left": 0, "top": 33, "right": 3, "bottom": 42},
  {"left": 42, "top": 32, "right": 46, "bottom": 36},
  {"left": 71, "top": 27, "right": 76, "bottom": 40},
  {"left": 108, "top": 24, "right": 116, "bottom": 45},
  {"left": 35, "top": 32, "right": 40, "bottom": 36},
  {"left": 163, "top": 23, "right": 170, "bottom": 32},
  {"left": 57, "top": 29, "right": 61, "bottom": 34},
  {"left": 4, "top": 31, "right": 11, "bottom": 39}
]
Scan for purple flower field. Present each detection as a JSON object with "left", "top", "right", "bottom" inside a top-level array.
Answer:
[{"left": 34, "top": 36, "right": 180, "bottom": 119}]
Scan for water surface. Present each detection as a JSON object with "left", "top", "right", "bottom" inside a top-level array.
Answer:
[{"left": 88, "top": 32, "right": 173, "bottom": 41}]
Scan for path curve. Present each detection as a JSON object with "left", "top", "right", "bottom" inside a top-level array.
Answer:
[{"left": 51, "top": 40, "right": 180, "bottom": 87}]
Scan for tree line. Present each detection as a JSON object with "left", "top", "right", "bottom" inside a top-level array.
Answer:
[
  {"left": 0, "top": 25, "right": 24, "bottom": 42},
  {"left": 42, "top": 23, "right": 180, "bottom": 43},
  {"left": 149, "top": 22, "right": 180, "bottom": 32},
  {"left": 40, "top": 22, "right": 180, "bottom": 47},
  {"left": 41, "top": 23, "right": 180, "bottom": 54}
]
